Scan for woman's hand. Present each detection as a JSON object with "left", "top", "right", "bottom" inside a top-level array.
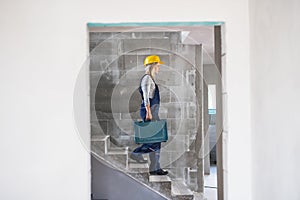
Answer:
[
  {"left": 145, "top": 104, "right": 152, "bottom": 121},
  {"left": 146, "top": 111, "right": 152, "bottom": 121}
]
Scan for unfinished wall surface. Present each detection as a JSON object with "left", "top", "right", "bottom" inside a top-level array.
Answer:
[{"left": 250, "top": 0, "right": 300, "bottom": 200}]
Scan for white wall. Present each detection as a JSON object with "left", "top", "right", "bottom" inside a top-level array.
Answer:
[
  {"left": 0, "top": 0, "right": 251, "bottom": 199},
  {"left": 250, "top": 0, "right": 300, "bottom": 200}
]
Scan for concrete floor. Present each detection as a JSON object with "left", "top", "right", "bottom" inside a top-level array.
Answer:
[{"left": 204, "top": 165, "right": 217, "bottom": 200}]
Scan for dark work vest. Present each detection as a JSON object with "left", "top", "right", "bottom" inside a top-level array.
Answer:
[{"left": 139, "top": 74, "right": 160, "bottom": 121}]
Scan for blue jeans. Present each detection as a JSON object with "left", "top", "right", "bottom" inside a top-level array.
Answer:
[{"left": 132, "top": 142, "right": 161, "bottom": 172}]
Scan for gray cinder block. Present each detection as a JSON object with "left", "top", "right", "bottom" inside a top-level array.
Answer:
[
  {"left": 90, "top": 39, "right": 119, "bottom": 55},
  {"left": 169, "top": 54, "right": 195, "bottom": 71},
  {"left": 157, "top": 70, "right": 183, "bottom": 86},
  {"left": 90, "top": 55, "right": 119, "bottom": 71},
  {"left": 123, "top": 54, "right": 138, "bottom": 69},
  {"left": 150, "top": 38, "right": 171, "bottom": 51},
  {"left": 122, "top": 39, "right": 151, "bottom": 53},
  {"left": 91, "top": 120, "right": 108, "bottom": 135}
]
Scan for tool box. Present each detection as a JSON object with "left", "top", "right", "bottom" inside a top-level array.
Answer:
[{"left": 134, "top": 119, "right": 168, "bottom": 144}]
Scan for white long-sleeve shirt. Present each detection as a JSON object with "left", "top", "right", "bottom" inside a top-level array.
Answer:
[{"left": 141, "top": 75, "right": 156, "bottom": 106}]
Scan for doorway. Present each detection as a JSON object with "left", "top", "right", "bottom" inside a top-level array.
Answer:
[{"left": 86, "top": 22, "right": 226, "bottom": 200}]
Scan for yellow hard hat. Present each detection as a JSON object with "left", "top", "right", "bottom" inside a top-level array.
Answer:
[{"left": 144, "top": 55, "right": 164, "bottom": 66}]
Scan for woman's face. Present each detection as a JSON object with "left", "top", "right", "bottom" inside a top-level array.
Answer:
[{"left": 153, "top": 63, "right": 160, "bottom": 74}]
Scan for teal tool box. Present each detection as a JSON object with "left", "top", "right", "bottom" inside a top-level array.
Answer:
[{"left": 134, "top": 119, "right": 168, "bottom": 144}]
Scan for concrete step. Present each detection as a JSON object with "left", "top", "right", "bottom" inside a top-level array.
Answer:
[
  {"left": 91, "top": 134, "right": 110, "bottom": 142},
  {"left": 128, "top": 154, "right": 148, "bottom": 163},
  {"left": 107, "top": 147, "right": 128, "bottom": 155},
  {"left": 149, "top": 174, "right": 171, "bottom": 182},
  {"left": 127, "top": 154, "right": 149, "bottom": 173},
  {"left": 193, "top": 192, "right": 207, "bottom": 200},
  {"left": 91, "top": 135, "right": 129, "bottom": 169},
  {"left": 91, "top": 135, "right": 110, "bottom": 154},
  {"left": 149, "top": 175, "right": 172, "bottom": 198},
  {"left": 128, "top": 162, "right": 149, "bottom": 174},
  {"left": 171, "top": 180, "right": 194, "bottom": 200},
  {"left": 129, "top": 162, "right": 149, "bottom": 169},
  {"left": 104, "top": 147, "right": 129, "bottom": 169}
]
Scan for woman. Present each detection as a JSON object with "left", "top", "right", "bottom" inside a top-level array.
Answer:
[{"left": 130, "top": 55, "right": 168, "bottom": 176}]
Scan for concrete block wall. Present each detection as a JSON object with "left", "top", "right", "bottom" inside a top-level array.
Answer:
[{"left": 89, "top": 31, "right": 202, "bottom": 182}]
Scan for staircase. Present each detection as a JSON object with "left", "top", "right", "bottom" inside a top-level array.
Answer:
[
  {"left": 89, "top": 30, "right": 206, "bottom": 200},
  {"left": 91, "top": 135, "right": 206, "bottom": 200}
]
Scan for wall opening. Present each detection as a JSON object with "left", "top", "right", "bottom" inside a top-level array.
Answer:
[{"left": 80, "top": 22, "right": 226, "bottom": 200}]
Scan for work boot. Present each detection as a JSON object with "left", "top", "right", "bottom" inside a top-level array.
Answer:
[
  {"left": 149, "top": 168, "right": 168, "bottom": 175},
  {"left": 130, "top": 153, "right": 147, "bottom": 163}
]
